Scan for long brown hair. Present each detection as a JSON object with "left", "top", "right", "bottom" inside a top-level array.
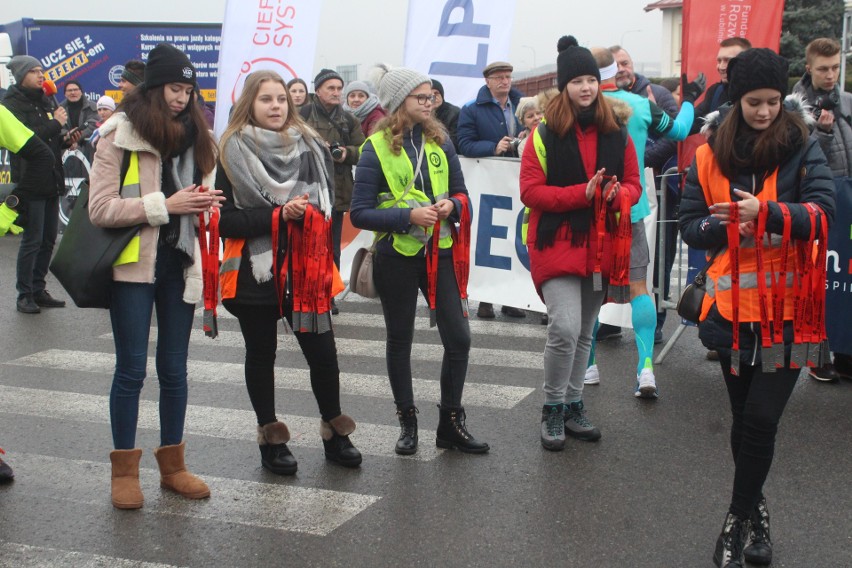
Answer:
[
  {"left": 712, "top": 101, "right": 809, "bottom": 180},
  {"left": 545, "top": 87, "right": 620, "bottom": 138},
  {"left": 372, "top": 105, "right": 446, "bottom": 155},
  {"left": 121, "top": 84, "right": 216, "bottom": 175}
]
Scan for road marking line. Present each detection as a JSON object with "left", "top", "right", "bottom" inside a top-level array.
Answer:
[
  {"left": 0, "top": 386, "right": 441, "bottom": 462},
  {"left": 7, "top": 350, "right": 534, "bottom": 409},
  {"left": 0, "top": 542, "right": 183, "bottom": 567},
  {"left": 4, "top": 454, "right": 379, "bottom": 536},
  {"left": 98, "top": 330, "right": 544, "bottom": 370}
]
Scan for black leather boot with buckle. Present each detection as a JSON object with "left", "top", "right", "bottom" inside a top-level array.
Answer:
[
  {"left": 435, "top": 405, "right": 489, "bottom": 454},
  {"left": 395, "top": 406, "right": 418, "bottom": 455},
  {"left": 744, "top": 497, "right": 772, "bottom": 565}
]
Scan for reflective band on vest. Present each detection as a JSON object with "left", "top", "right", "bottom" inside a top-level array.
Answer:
[
  {"left": 113, "top": 151, "right": 141, "bottom": 267},
  {"left": 219, "top": 238, "right": 246, "bottom": 300},
  {"left": 695, "top": 144, "right": 797, "bottom": 322},
  {"left": 368, "top": 132, "right": 453, "bottom": 256}
]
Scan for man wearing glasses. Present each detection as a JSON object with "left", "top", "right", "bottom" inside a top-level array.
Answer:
[{"left": 457, "top": 61, "right": 527, "bottom": 319}]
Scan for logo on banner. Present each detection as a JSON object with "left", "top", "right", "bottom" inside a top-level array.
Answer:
[
  {"left": 229, "top": 58, "right": 298, "bottom": 103},
  {"left": 108, "top": 65, "right": 124, "bottom": 88}
]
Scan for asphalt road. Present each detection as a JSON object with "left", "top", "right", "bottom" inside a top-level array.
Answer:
[{"left": 0, "top": 234, "right": 850, "bottom": 568}]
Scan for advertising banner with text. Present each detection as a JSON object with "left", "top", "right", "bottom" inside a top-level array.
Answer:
[
  {"left": 403, "top": 0, "right": 516, "bottom": 106},
  {"left": 214, "top": 0, "right": 322, "bottom": 138}
]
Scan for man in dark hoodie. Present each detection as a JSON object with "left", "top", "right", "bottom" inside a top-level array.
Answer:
[{"left": 3, "top": 55, "right": 79, "bottom": 314}]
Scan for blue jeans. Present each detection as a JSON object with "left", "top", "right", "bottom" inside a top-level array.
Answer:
[
  {"left": 108, "top": 246, "right": 195, "bottom": 449},
  {"left": 16, "top": 196, "right": 59, "bottom": 298}
]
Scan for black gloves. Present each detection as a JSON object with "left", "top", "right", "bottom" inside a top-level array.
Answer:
[{"left": 681, "top": 72, "right": 707, "bottom": 105}]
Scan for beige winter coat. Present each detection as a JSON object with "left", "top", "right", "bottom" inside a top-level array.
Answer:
[{"left": 88, "top": 113, "right": 215, "bottom": 303}]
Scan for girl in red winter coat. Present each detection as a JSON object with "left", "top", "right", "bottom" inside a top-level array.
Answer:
[{"left": 520, "top": 36, "right": 641, "bottom": 452}]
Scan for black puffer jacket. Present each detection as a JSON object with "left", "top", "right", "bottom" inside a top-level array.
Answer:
[
  {"left": 2, "top": 84, "right": 66, "bottom": 199},
  {"left": 679, "top": 100, "right": 835, "bottom": 362}
]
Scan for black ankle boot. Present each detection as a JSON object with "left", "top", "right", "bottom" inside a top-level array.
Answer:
[
  {"left": 713, "top": 512, "right": 749, "bottom": 567},
  {"left": 395, "top": 406, "right": 418, "bottom": 455},
  {"left": 321, "top": 415, "right": 362, "bottom": 468},
  {"left": 435, "top": 405, "right": 489, "bottom": 454},
  {"left": 257, "top": 422, "right": 297, "bottom": 475},
  {"left": 744, "top": 497, "right": 772, "bottom": 565}
]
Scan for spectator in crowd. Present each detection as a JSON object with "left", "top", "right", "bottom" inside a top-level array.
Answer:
[
  {"left": 217, "top": 70, "right": 362, "bottom": 474},
  {"left": 514, "top": 96, "right": 542, "bottom": 157},
  {"left": 430, "top": 79, "right": 460, "bottom": 150},
  {"left": 342, "top": 80, "right": 387, "bottom": 136},
  {"left": 691, "top": 37, "right": 752, "bottom": 134},
  {"left": 457, "top": 60, "right": 527, "bottom": 319},
  {"left": 97, "top": 95, "right": 116, "bottom": 123},
  {"left": 0, "top": 104, "right": 55, "bottom": 484},
  {"left": 88, "top": 43, "right": 223, "bottom": 509},
  {"left": 584, "top": 47, "right": 703, "bottom": 398},
  {"left": 351, "top": 64, "right": 489, "bottom": 456},
  {"left": 3, "top": 55, "right": 78, "bottom": 314},
  {"left": 300, "top": 68, "right": 365, "bottom": 314},
  {"left": 196, "top": 91, "right": 215, "bottom": 129},
  {"left": 679, "top": 48, "right": 834, "bottom": 568},
  {"left": 60, "top": 80, "right": 98, "bottom": 158},
  {"left": 287, "top": 78, "right": 308, "bottom": 110},
  {"left": 521, "top": 36, "right": 641, "bottom": 451},
  {"left": 792, "top": 37, "right": 852, "bottom": 382},
  {"left": 118, "top": 59, "right": 145, "bottom": 95}
]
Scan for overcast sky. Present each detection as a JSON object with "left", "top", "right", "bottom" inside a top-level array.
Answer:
[{"left": 2, "top": 1, "right": 666, "bottom": 76}]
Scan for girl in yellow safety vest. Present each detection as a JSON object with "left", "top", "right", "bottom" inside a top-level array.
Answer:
[
  {"left": 217, "top": 70, "right": 362, "bottom": 475},
  {"left": 350, "top": 64, "right": 488, "bottom": 456},
  {"left": 679, "top": 48, "right": 834, "bottom": 568}
]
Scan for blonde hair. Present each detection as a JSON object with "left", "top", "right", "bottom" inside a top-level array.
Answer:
[
  {"left": 219, "top": 70, "right": 320, "bottom": 160},
  {"left": 372, "top": 106, "right": 446, "bottom": 155}
]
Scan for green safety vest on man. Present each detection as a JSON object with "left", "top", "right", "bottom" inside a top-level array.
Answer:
[{"left": 368, "top": 131, "right": 454, "bottom": 256}]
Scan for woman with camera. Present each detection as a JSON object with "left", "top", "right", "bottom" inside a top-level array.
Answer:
[
  {"left": 679, "top": 48, "right": 834, "bottom": 567},
  {"left": 217, "top": 70, "right": 362, "bottom": 475},
  {"left": 89, "top": 43, "right": 223, "bottom": 509},
  {"left": 519, "top": 36, "right": 641, "bottom": 452},
  {"left": 350, "top": 64, "right": 488, "bottom": 456}
]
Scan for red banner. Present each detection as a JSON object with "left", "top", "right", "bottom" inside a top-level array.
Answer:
[{"left": 679, "top": 0, "right": 786, "bottom": 171}]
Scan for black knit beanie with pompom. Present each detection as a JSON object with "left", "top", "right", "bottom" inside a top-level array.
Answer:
[{"left": 556, "top": 35, "right": 600, "bottom": 92}]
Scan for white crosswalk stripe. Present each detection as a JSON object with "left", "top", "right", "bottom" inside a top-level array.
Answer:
[
  {"left": 5, "top": 453, "right": 379, "bottom": 536},
  {"left": 7, "top": 349, "right": 534, "bottom": 409},
  {"left": 99, "top": 329, "right": 545, "bottom": 370},
  {"left": 0, "top": 385, "right": 442, "bottom": 461},
  {"left": 0, "top": 542, "right": 184, "bottom": 568}
]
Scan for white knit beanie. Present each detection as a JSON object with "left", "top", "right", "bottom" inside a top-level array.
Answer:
[{"left": 369, "top": 64, "right": 431, "bottom": 114}]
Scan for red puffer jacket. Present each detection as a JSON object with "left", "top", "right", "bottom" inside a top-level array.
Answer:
[{"left": 519, "top": 123, "right": 641, "bottom": 297}]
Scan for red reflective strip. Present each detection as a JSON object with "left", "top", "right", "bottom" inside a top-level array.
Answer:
[
  {"left": 728, "top": 203, "right": 741, "bottom": 371},
  {"left": 594, "top": 180, "right": 606, "bottom": 279},
  {"left": 771, "top": 203, "right": 792, "bottom": 348},
  {"left": 754, "top": 202, "right": 772, "bottom": 352},
  {"left": 198, "top": 206, "right": 219, "bottom": 336},
  {"left": 271, "top": 207, "right": 287, "bottom": 319},
  {"left": 451, "top": 194, "right": 471, "bottom": 315}
]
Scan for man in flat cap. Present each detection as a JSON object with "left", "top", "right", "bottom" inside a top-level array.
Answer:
[{"left": 456, "top": 61, "right": 526, "bottom": 319}]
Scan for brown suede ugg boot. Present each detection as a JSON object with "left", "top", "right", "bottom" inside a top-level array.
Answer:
[
  {"left": 153, "top": 441, "right": 210, "bottom": 499},
  {"left": 110, "top": 448, "right": 144, "bottom": 509}
]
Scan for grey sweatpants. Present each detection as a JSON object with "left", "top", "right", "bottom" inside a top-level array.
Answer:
[{"left": 541, "top": 275, "right": 607, "bottom": 404}]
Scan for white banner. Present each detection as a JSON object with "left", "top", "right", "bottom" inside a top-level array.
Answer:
[
  {"left": 403, "top": 0, "right": 517, "bottom": 106},
  {"left": 213, "top": 1, "right": 323, "bottom": 139},
  {"left": 340, "top": 159, "right": 659, "bottom": 326}
]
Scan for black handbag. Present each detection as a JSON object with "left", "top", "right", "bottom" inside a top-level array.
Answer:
[
  {"left": 676, "top": 248, "right": 722, "bottom": 323},
  {"left": 49, "top": 152, "right": 140, "bottom": 309}
]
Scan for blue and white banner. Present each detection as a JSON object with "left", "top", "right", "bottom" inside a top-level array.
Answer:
[
  {"left": 825, "top": 176, "right": 852, "bottom": 354},
  {"left": 213, "top": 0, "right": 323, "bottom": 138},
  {"left": 403, "top": 0, "right": 517, "bottom": 106}
]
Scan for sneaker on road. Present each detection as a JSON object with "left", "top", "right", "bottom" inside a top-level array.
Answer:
[
  {"left": 563, "top": 400, "right": 601, "bottom": 441},
  {"left": 635, "top": 368, "right": 658, "bottom": 399},
  {"left": 808, "top": 364, "right": 841, "bottom": 383},
  {"left": 540, "top": 405, "right": 565, "bottom": 451},
  {"left": 584, "top": 364, "right": 600, "bottom": 385}
]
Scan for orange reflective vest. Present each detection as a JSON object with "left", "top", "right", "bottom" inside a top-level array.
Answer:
[
  {"left": 219, "top": 238, "right": 246, "bottom": 301},
  {"left": 696, "top": 144, "right": 797, "bottom": 323}
]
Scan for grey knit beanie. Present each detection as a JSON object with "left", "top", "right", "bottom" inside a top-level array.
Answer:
[
  {"left": 8, "top": 55, "right": 41, "bottom": 84},
  {"left": 343, "top": 80, "right": 372, "bottom": 100},
  {"left": 369, "top": 64, "right": 431, "bottom": 114}
]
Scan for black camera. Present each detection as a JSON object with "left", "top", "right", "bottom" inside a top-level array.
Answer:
[
  {"left": 814, "top": 90, "right": 839, "bottom": 119},
  {"left": 330, "top": 142, "right": 345, "bottom": 161}
]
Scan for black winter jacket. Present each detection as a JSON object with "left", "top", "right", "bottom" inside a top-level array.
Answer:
[{"left": 2, "top": 84, "right": 66, "bottom": 199}]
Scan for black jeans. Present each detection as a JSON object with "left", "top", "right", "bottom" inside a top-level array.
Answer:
[
  {"left": 373, "top": 253, "right": 470, "bottom": 410},
  {"left": 16, "top": 196, "right": 59, "bottom": 298},
  {"left": 224, "top": 302, "right": 342, "bottom": 425},
  {"left": 718, "top": 353, "right": 800, "bottom": 518}
]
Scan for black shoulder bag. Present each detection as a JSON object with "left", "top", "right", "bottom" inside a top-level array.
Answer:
[
  {"left": 676, "top": 248, "right": 722, "bottom": 323},
  {"left": 49, "top": 150, "right": 141, "bottom": 309}
]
